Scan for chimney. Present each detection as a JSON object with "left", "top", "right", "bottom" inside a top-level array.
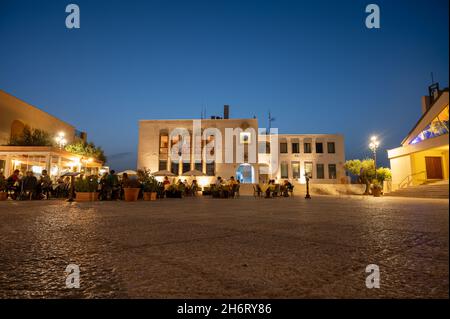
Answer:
[{"left": 223, "top": 105, "right": 229, "bottom": 119}]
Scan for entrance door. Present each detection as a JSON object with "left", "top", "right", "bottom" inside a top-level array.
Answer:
[
  {"left": 425, "top": 157, "right": 443, "bottom": 179},
  {"left": 236, "top": 164, "right": 254, "bottom": 183}
]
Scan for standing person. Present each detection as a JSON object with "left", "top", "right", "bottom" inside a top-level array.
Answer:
[
  {"left": 120, "top": 172, "right": 129, "bottom": 200},
  {"left": 107, "top": 170, "right": 120, "bottom": 200},
  {"left": 40, "top": 170, "right": 52, "bottom": 199},
  {"left": 99, "top": 172, "right": 109, "bottom": 200}
]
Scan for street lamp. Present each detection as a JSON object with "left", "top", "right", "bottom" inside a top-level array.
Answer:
[
  {"left": 369, "top": 136, "right": 380, "bottom": 179},
  {"left": 55, "top": 132, "right": 67, "bottom": 149}
]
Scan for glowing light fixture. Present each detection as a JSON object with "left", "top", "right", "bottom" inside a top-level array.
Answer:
[{"left": 55, "top": 132, "right": 67, "bottom": 149}]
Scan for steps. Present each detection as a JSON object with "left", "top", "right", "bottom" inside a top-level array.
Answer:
[{"left": 385, "top": 180, "right": 449, "bottom": 199}]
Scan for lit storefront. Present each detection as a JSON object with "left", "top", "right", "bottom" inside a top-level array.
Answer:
[{"left": 0, "top": 146, "right": 103, "bottom": 179}]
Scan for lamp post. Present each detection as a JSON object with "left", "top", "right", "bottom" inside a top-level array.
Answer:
[
  {"left": 55, "top": 132, "right": 67, "bottom": 150},
  {"left": 304, "top": 173, "right": 311, "bottom": 199},
  {"left": 369, "top": 136, "right": 380, "bottom": 180}
]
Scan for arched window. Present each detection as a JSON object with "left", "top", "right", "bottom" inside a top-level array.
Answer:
[{"left": 10, "top": 120, "right": 25, "bottom": 140}]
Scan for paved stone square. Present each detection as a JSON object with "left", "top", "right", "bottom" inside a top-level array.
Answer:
[{"left": 0, "top": 195, "right": 448, "bottom": 298}]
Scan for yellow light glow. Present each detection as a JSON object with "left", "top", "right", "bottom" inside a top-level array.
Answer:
[{"left": 198, "top": 176, "right": 210, "bottom": 188}]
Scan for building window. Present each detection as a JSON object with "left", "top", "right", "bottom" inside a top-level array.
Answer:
[
  {"left": 327, "top": 142, "right": 336, "bottom": 154},
  {"left": 240, "top": 132, "right": 251, "bottom": 144},
  {"left": 206, "top": 161, "right": 215, "bottom": 176},
  {"left": 316, "top": 164, "right": 324, "bottom": 179},
  {"left": 182, "top": 162, "right": 191, "bottom": 174},
  {"left": 159, "top": 160, "right": 167, "bottom": 171},
  {"left": 304, "top": 162, "right": 313, "bottom": 178},
  {"left": 409, "top": 105, "right": 449, "bottom": 145},
  {"left": 315, "top": 142, "right": 323, "bottom": 153},
  {"left": 328, "top": 164, "right": 337, "bottom": 179},
  {"left": 304, "top": 143, "right": 312, "bottom": 153},
  {"left": 280, "top": 143, "right": 288, "bottom": 154},
  {"left": 159, "top": 133, "right": 169, "bottom": 155},
  {"left": 280, "top": 162, "right": 289, "bottom": 178},
  {"left": 171, "top": 161, "right": 179, "bottom": 176},
  {"left": 292, "top": 161, "right": 300, "bottom": 179},
  {"left": 194, "top": 161, "right": 202, "bottom": 172},
  {"left": 292, "top": 142, "right": 300, "bottom": 154},
  {"left": 258, "top": 142, "right": 270, "bottom": 154}
]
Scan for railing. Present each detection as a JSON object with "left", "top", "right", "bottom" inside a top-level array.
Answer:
[{"left": 398, "top": 171, "right": 426, "bottom": 189}]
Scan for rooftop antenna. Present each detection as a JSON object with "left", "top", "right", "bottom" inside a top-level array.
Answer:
[
  {"left": 431, "top": 72, "right": 435, "bottom": 84},
  {"left": 268, "top": 110, "right": 275, "bottom": 135}
]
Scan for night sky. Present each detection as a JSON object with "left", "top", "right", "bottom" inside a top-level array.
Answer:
[{"left": 0, "top": 0, "right": 448, "bottom": 171}]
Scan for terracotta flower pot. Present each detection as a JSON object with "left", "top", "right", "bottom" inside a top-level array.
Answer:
[
  {"left": 372, "top": 188, "right": 382, "bottom": 197},
  {"left": 0, "top": 192, "right": 7, "bottom": 201},
  {"left": 143, "top": 192, "right": 157, "bottom": 201},
  {"left": 124, "top": 188, "right": 140, "bottom": 202},
  {"left": 76, "top": 192, "right": 92, "bottom": 202}
]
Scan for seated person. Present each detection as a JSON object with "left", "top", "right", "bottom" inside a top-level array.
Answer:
[
  {"left": 22, "top": 171, "right": 39, "bottom": 199},
  {"left": 163, "top": 176, "right": 171, "bottom": 190},
  {"left": 6, "top": 169, "right": 21, "bottom": 199},
  {"left": 191, "top": 180, "right": 199, "bottom": 193},
  {"left": 215, "top": 176, "right": 223, "bottom": 187},
  {"left": 40, "top": 169, "right": 53, "bottom": 199},
  {"left": 282, "top": 180, "right": 293, "bottom": 197},
  {"left": 177, "top": 179, "right": 186, "bottom": 192},
  {"left": 228, "top": 176, "right": 238, "bottom": 196},
  {"left": 265, "top": 180, "right": 276, "bottom": 198}
]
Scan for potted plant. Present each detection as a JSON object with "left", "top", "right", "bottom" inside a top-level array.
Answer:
[
  {"left": 123, "top": 178, "right": 141, "bottom": 202},
  {"left": 75, "top": 176, "right": 98, "bottom": 202},
  {"left": 371, "top": 179, "right": 382, "bottom": 197},
  {"left": 0, "top": 175, "right": 7, "bottom": 201},
  {"left": 137, "top": 168, "right": 158, "bottom": 201},
  {"left": 165, "top": 184, "right": 183, "bottom": 198}
]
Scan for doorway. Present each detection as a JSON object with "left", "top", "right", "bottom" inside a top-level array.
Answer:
[
  {"left": 425, "top": 157, "right": 443, "bottom": 179},
  {"left": 236, "top": 164, "right": 254, "bottom": 183}
]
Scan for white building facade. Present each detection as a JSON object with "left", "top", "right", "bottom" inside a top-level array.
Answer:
[{"left": 138, "top": 107, "right": 346, "bottom": 188}]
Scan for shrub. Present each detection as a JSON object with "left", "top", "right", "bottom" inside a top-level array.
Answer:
[
  {"left": 137, "top": 168, "right": 159, "bottom": 192},
  {"left": 8, "top": 126, "right": 52, "bottom": 146},
  {"left": 75, "top": 176, "right": 98, "bottom": 192}
]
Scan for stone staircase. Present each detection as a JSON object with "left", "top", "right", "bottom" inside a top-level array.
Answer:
[{"left": 385, "top": 180, "right": 449, "bottom": 199}]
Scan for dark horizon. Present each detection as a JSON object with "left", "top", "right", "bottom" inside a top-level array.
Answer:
[{"left": 0, "top": 0, "right": 448, "bottom": 171}]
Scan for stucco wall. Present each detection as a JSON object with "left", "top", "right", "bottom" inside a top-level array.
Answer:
[
  {"left": 0, "top": 90, "right": 77, "bottom": 145},
  {"left": 138, "top": 118, "right": 259, "bottom": 178}
]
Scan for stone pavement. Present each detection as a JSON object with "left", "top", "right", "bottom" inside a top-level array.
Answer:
[{"left": 0, "top": 195, "right": 448, "bottom": 298}]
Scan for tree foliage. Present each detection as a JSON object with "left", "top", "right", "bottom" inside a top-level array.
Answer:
[
  {"left": 344, "top": 158, "right": 391, "bottom": 194},
  {"left": 7, "top": 125, "right": 52, "bottom": 146},
  {"left": 65, "top": 141, "right": 107, "bottom": 163}
]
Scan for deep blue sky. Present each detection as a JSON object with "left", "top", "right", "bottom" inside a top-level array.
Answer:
[{"left": 0, "top": 0, "right": 448, "bottom": 171}]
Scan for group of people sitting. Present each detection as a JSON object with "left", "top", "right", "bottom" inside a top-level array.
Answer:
[
  {"left": 255, "top": 179, "right": 294, "bottom": 198},
  {"left": 210, "top": 176, "right": 241, "bottom": 198},
  {"left": 0, "top": 169, "right": 65, "bottom": 200},
  {"left": 162, "top": 176, "right": 201, "bottom": 197}
]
